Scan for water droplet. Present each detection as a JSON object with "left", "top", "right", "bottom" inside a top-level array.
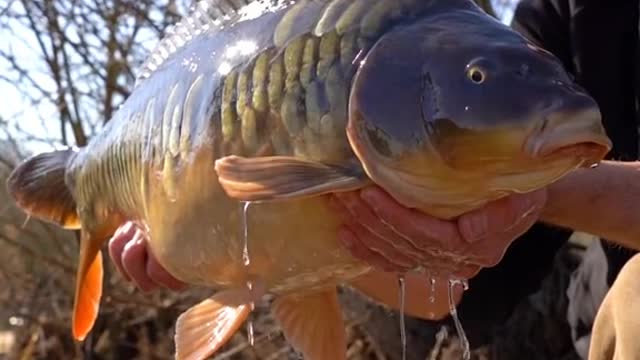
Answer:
[
  {"left": 8, "top": 316, "right": 24, "bottom": 327},
  {"left": 240, "top": 201, "right": 255, "bottom": 347},
  {"left": 247, "top": 291, "right": 255, "bottom": 346},
  {"left": 447, "top": 278, "right": 470, "bottom": 360},
  {"left": 21, "top": 215, "right": 31, "bottom": 229},
  {"left": 241, "top": 201, "right": 251, "bottom": 266},
  {"left": 398, "top": 276, "right": 407, "bottom": 360},
  {"left": 247, "top": 323, "right": 255, "bottom": 346},
  {"left": 429, "top": 276, "right": 436, "bottom": 303}
]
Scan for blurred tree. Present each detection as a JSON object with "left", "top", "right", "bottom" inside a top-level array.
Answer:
[{"left": 0, "top": 0, "right": 187, "bottom": 147}]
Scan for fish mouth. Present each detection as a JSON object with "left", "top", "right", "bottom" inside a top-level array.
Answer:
[{"left": 525, "top": 110, "right": 612, "bottom": 166}]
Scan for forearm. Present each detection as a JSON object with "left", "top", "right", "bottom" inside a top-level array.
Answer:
[{"left": 541, "top": 160, "right": 640, "bottom": 250}]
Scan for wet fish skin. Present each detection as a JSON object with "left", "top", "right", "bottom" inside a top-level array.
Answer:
[
  {"left": 5, "top": 0, "right": 612, "bottom": 359},
  {"left": 346, "top": 9, "right": 611, "bottom": 218}
]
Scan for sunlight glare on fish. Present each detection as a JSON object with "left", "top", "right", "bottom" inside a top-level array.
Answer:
[
  {"left": 226, "top": 40, "right": 259, "bottom": 58},
  {"left": 218, "top": 62, "right": 233, "bottom": 75},
  {"left": 237, "top": 0, "right": 286, "bottom": 22},
  {"left": 217, "top": 39, "right": 258, "bottom": 75}
]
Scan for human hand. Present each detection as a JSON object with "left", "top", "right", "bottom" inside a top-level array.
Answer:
[
  {"left": 108, "top": 222, "right": 188, "bottom": 292},
  {"left": 328, "top": 186, "right": 547, "bottom": 278}
]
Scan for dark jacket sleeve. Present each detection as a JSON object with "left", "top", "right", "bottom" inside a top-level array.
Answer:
[{"left": 510, "top": 0, "right": 574, "bottom": 73}]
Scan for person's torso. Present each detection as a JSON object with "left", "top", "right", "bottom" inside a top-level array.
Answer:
[{"left": 561, "top": 0, "right": 640, "bottom": 160}]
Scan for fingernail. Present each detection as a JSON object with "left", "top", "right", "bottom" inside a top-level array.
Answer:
[
  {"left": 116, "top": 222, "right": 134, "bottom": 239},
  {"left": 112, "top": 225, "right": 125, "bottom": 238}
]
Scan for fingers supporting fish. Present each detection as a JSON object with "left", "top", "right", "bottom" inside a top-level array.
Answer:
[
  {"left": 146, "top": 255, "right": 189, "bottom": 291},
  {"left": 329, "top": 190, "right": 470, "bottom": 274},
  {"left": 461, "top": 191, "right": 546, "bottom": 267},
  {"left": 449, "top": 264, "right": 481, "bottom": 279},
  {"left": 111, "top": 222, "right": 188, "bottom": 292},
  {"left": 121, "top": 233, "right": 156, "bottom": 293},
  {"left": 358, "top": 187, "right": 465, "bottom": 253},
  {"left": 330, "top": 186, "right": 547, "bottom": 276},
  {"left": 329, "top": 192, "right": 425, "bottom": 262},
  {"left": 108, "top": 223, "right": 136, "bottom": 282},
  {"left": 341, "top": 231, "right": 411, "bottom": 274}
]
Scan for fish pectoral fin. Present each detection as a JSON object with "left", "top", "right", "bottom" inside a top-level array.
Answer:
[
  {"left": 72, "top": 230, "right": 105, "bottom": 341},
  {"left": 214, "top": 155, "right": 370, "bottom": 202},
  {"left": 6, "top": 148, "right": 80, "bottom": 229},
  {"left": 349, "top": 270, "right": 458, "bottom": 321},
  {"left": 271, "top": 288, "right": 347, "bottom": 360},
  {"left": 174, "top": 291, "right": 252, "bottom": 360}
]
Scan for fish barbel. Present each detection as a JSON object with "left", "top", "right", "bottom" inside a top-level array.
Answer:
[{"left": 6, "top": 0, "right": 611, "bottom": 359}]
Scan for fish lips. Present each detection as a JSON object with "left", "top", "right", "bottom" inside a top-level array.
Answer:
[{"left": 524, "top": 108, "right": 612, "bottom": 166}]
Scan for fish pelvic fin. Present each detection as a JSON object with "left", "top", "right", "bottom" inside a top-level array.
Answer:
[
  {"left": 271, "top": 288, "right": 347, "bottom": 360},
  {"left": 349, "top": 270, "right": 461, "bottom": 321},
  {"left": 72, "top": 229, "right": 105, "bottom": 341},
  {"left": 214, "top": 155, "right": 370, "bottom": 202},
  {"left": 6, "top": 148, "right": 80, "bottom": 229},
  {"left": 174, "top": 291, "right": 252, "bottom": 360}
]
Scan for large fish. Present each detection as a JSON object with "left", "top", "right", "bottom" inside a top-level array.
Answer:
[{"left": 7, "top": 0, "right": 611, "bottom": 359}]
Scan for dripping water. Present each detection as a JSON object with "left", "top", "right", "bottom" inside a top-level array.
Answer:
[
  {"left": 398, "top": 276, "right": 406, "bottom": 360},
  {"left": 429, "top": 276, "right": 436, "bottom": 304},
  {"left": 447, "top": 278, "right": 470, "bottom": 360},
  {"left": 21, "top": 214, "right": 32, "bottom": 229},
  {"left": 240, "top": 201, "right": 255, "bottom": 346},
  {"left": 246, "top": 281, "right": 255, "bottom": 347},
  {"left": 242, "top": 201, "right": 251, "bottom": 266}
]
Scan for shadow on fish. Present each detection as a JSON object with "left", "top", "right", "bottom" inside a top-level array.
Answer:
[{"left": 6, "top": 0, "right": 611, "bottom": 359}]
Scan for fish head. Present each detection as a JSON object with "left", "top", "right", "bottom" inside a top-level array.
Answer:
[{"left": 347, "top": 9, "right": 612, "bottom": 218}]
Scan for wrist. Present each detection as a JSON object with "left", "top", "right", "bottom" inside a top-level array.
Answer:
[{"left": 539, "top": 164, "right": 607, "bottom": 225}]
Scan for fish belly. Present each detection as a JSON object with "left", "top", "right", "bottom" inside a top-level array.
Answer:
[{"left": 143, "top": 150, "right": 371, "bottom": 294}]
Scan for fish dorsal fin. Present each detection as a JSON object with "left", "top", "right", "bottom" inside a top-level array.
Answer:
[
  {"left": 135, "top": 0, "right": 249, "bottom": 87},
  {"left": 134, "top": 0, "right": 290, "bottom": 87}
]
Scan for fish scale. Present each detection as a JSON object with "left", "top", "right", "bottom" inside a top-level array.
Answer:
[
  {"left": 199, "top": 0, "right": 439, "bottom": 162},
  {"left": 218, "top": 33, "right": 356, "bottom": 162}
]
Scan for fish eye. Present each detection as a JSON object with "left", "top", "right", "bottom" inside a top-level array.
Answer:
[{"left": 466, "top": 66, "right": 486, "bottom": 84}]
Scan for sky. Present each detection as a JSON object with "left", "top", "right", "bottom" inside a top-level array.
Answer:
[
  {"left": 0, "top": 1, "right": 61, "bottom": 154},
  {"left": 0, "top": 0, "right": 518, "bottom": 155}
]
